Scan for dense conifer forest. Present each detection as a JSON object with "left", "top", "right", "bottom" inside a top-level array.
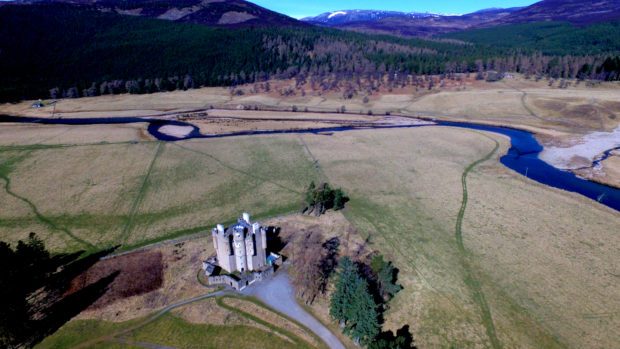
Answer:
[{"left": 1, "top": 3, "right": 619, "bottom": 102}]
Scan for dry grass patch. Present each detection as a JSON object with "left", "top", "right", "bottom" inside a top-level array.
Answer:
[
  {"left": 464, "top": 152, "right": 620, "bottom": 348},
  {"left": 0, "top": 124, "right": 152, "bottom": 147},
  {"left": 193, "top": 119, "right": 336, "bottom": 135},
  {"left": 66, "top": 251, "right": 164, "bottom": 310},
  {"left": 205, "top": 109, "right": 378, "bottom": 121},
  {"left": 408, "top": 89, "right": 530, "bottom": 119},
  {"left": 174, "top": 297, "right": 240, "bottom": 326}
]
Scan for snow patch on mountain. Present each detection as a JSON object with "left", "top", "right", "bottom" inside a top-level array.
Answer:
[{"left": 328, "top": 11, "right": 347, "bottom": 19}]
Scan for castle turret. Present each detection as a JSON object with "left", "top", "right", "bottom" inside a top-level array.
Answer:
[{"left": 233, "top": 225, "right": 247, "bottom": 272}]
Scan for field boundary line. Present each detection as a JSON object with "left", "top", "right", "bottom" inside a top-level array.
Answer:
[
  {"left": 296, "top": 134, "right": 330, "bottom": 183},
  {"left": 501, "top": 82, "right": 545, "bottom": 122},
  {"left": 172, "top": 143, "right": 301, "bottom": 194},
  {"left": 112, "top": 338, "right": 177, "bottom": 349},
  {"left": 0, "top": 154, "right": 95, "bottom": 249},
  {"left": 455, "top": 132, "right": 502, "bottom": 349},
  {"left": 117, "top": 141, "right": 164, "bottom": 246}
]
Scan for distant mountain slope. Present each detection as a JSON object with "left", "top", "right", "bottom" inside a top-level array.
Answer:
[
  {"left": 11, "top": 0, "right": 307, "bottom": 27},
  {"left": 301, "top": 7, "right": 523, "bottom": 37},
  {"left": 484, "top": 0, "right": 620, "bottom": 26},
  {"left": 303, "top": 0, "right": 620, "bottom": 37},
  {"left": 302, "top": 9, "right": 439, "bottom": 25}
]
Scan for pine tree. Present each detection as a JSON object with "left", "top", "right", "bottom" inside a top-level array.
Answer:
[
  {"left": 330, "top": 256, "right": 357, "bottom": 327},
  {"left": 377, "top": 262, "right": 402, "bottom": 299},
  {"left": 305, "top": 181, "right": 316, "bottom": 205},
  {"left": 344, "top": 275, "right": 381, "bottom": 346},
  {"left": 333, "top": 188, "right": 345, "bottom": 210},
  {"left": 371, "top": 255, "right": 403, "bottom": 300}
]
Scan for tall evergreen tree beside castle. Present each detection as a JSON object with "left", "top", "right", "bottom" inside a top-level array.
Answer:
[
  {"left": 345, "top": 277, "right": 381, "bottom": 346},
  {"left": 330, "top": 256, "right": 357, "bottom": 326},
  {"left": 330, "top": 256, "right": 381, "bottom": 346}
]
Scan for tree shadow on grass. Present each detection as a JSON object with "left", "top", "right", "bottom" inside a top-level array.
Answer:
[
  {"left": 372, "top": 324, "right": 417, "bottom": 349},
  {"left": 30, "top": 270, "right": 120, "bottom": 346},
  {"left": 2, "top": 244, "right": 120, "bottom": 348}
]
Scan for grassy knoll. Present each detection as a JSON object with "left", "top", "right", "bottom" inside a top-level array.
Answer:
[{"left": 299, "top": 127, "right": 620, "bottom": 348}]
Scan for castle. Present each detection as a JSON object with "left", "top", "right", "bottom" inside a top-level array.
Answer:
[{"left": 211, "top": 212, "right": 267, "bottom": 273}]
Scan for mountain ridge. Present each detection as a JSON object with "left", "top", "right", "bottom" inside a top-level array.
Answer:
[
  {"left": 301, "top": 0, "right": 620, "bottom": 37},
  {"left": 301, "top": 7, "right": 524, "bottom": 37},
  {"left": 7, "top": 0, "right": 308, "bottom": 27}
]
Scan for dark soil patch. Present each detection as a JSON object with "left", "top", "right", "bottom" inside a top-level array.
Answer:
[{"left": 65, "top": 250, "right": 164, "bottom": 309}]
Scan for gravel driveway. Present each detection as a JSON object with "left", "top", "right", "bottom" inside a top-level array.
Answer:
[{"left": 247, "top": 271, "right": 345, "bottom": 349}]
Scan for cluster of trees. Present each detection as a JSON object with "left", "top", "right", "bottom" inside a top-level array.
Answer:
[
  {"left": 0, "top": 233, "right": 117, "bottom": 348},
  {"left": 445, "top": 20, "right": 620, "bottom": 56},
  {"left": 290, "top": 229, "right": 340, "bottom": 305},
  {"left": 1, "top": 233, "right": 51, "bottom": 347},
  {"left": 330, "top": 256, "right": 410, "bottom": 348},
  {"left": 301, "top": 182, "right": 348, "bottom": 216},
  {"left": 288, "top": 222, "right": 410, "bottom": 348},
  {"left": 2, "top": 3, "right": 620, "bottom": 103}
]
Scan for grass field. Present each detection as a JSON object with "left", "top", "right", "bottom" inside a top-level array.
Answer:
[
  {"left": 0, "top": 129, "right": 319, "bottom": 253},
  {"left": 297, "top": 127, "right": 619, "bottom": 348}
]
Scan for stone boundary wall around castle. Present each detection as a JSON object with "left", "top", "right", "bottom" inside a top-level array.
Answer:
[{"left": 207, "top": 265, "right": 275, "bottom": 290}]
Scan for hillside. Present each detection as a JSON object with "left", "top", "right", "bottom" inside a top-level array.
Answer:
[
  {"left": 10, "top": 0, "right": 306, "bottom": 27},
  {"left": 1, "top": 2, "right": 619, "bottom": 103},
  {"left": 0, "top": 2, "right": 467, "bottom": 102}
]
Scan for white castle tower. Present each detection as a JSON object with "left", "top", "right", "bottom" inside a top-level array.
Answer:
[{"left": 212, "top": 212, "right": 267, "bottom": 273}]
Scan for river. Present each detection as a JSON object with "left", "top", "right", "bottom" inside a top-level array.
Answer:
[{"left": 1, "top": 115, "right": 619, "bottom": 211}]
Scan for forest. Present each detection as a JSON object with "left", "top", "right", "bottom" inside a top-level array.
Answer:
[{"left": 0, "top": 3, "right": 619, "bottom": 102}]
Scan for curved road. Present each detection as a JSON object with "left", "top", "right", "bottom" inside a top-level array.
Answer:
[{"left": 246, "top": 271, "right": 346, "bottom": 349}]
